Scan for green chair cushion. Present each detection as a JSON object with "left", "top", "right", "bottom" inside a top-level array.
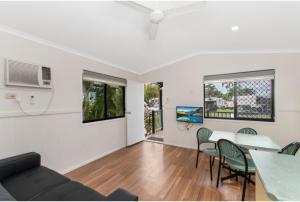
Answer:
[
  {"left": 203, "top": 148, "right": 218, "bottom": 157},
  {"left": 226, "top": 158, "right": 256, "bottom": 173}
]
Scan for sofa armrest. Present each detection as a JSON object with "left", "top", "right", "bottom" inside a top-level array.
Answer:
[
  {"left": 106, "top": 188, "right": 138, "bottom": 201},
  {"left": 0, "top": 152, "right": 41, "bottom": 181}
]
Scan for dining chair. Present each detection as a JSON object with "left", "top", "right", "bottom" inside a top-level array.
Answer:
[
  {"left": 237, "top": 127, "right": 257, "bottom": 135},
  {"left": 196, "top": 127, "right": 218, "bottom": 181},
  {"left": 237, "top": 127, "right": 257, "bottom": 153},
  {"left": 216, "top": 139, "right": 256, "bottom": 201},
  {"left": 279, "top": 142, "right": 300, "bottom": 155}
]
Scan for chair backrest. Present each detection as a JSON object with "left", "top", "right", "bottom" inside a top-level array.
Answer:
[
  {"left": 279, "top": 142, "right": 300, "bottom": 155},
  {"left": 196, "top": 127, "right": 213, "bottom": 145},
  {"left": 237, "top": 127, "right": 257, "bottom": 135},
  {"left": 217, "top": 139, "right": 248, "bottom": 171}
]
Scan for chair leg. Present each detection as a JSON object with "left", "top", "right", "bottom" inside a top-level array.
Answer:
[
  {"left": 222, "top": 157, "right": 226, "bottom": 168},
  {"left": 221, "top": 173, "right": 238, "bottom": 182},
  {"left": 209, "top": 156, "right": 213, "bottom": 181},
  {"left": 212, "top": 156, "right": 215, "bottom": 166},
  {"left": 248, "top": 173, "right": 255, "bottom": 185},
  {"left": 216, "top": 156, "right": 222, "bottom": 187},
  {"left": 241, "top": 173, "right": 248, "bottom": 201},
  {"left": 196, "top": 150, "right": 199, "bottom": 168},
  {"left": 248, "top": 173, "right": 251, "bottom": 184},
  {"left": 230, "top": 168, "right": 238, "bottom": 182}
]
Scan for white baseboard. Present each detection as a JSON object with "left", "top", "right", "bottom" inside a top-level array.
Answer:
[
  {"left": 60, "top": 145, "right": 125, "bottom": 174},
  {"left": 163, "top": 141, "right": 197, "bottom": 150}
]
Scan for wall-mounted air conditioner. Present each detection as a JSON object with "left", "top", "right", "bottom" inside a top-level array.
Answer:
[{"left": 5, "top": 59, "right": 52, "bottom": 88}]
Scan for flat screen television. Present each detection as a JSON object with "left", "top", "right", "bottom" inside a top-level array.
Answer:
[{"left": 176, "top": 106, "right": 204, "bottom": 123}]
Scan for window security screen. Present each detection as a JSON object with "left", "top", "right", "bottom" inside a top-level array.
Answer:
[{"left": 204, "top": 70, "right": 275, "bottom": 122}]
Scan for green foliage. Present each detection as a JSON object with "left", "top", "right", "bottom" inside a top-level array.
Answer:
[
  {"left": 206, "top": 82, "right": 254, "bottom": 101},
  {"left": 206, "top": 84, "right": 224, "bottom": 98},
  {"left": 144, "top": 83, "right": 161, "bottom": 135},
  {"left": 82, "top": 80, "right": 124, "bottom": 122},
  {"left": 237, "top": 88, "right": 255, "bottom": 96},
  {"left": 216, "top": 108, "right": 234, "bottom": 113},
  {"left": 154, "top": 112, "right": 162, "bottom": 130},
  {"left": 82, "top": 80, "right": 105, "bottom": 121},
  {"left": 144, "top": 84, "right": 159, "bottom": 104},
  {"left": 106, "top": 84, "right": 124, "bottom": 118}
]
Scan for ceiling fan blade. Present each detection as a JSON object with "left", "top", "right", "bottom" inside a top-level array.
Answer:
[
  {"left": 116, "top": 1, "right": 152, "bottom": 14},
  {"left": 149, "top": 22, "right": 159, "bottom": 40},
  {"left": 164, "top": 2, "right": 206, "bottom": 17}
]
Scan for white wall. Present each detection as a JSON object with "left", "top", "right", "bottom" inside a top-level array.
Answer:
[
  {"left": 0, "top": 31, "right": 139, "bottom": 173},
  {"left": 141, "top": 53, "right": 300, "bottom": 150},
  {"left": 1, "top": 28, "right": 300, "bottom": 175}
]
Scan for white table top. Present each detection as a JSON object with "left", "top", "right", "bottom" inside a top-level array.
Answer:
[
  {"left": 250, "top": 150, "right": 300, "bottom": 201},
  {"left": 209, "top": 131, "right": 281, "bottom": 151}
]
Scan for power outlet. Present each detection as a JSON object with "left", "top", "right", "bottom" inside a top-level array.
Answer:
[
  {"left": 5, "top": 93, "right": 16, "bottom": 99},
  {"left": 30, "top": 95, "right": 35, "bottom": 104}
]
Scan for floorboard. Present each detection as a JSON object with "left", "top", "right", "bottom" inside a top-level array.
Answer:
[{"left": 66, "top": 141, "right": 255, "bottom": 201}]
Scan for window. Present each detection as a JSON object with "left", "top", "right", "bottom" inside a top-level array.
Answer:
[
  {"left": 106, "top": 84, "right": 125, "bottom": 118},
  {"left": 204, "top": 70, "right": 275, "bottom": 122},
  {"left": 82, "top": 70, "right": 126, "bottom": 123},
  {"left": 82, "top": 80, "right": 105, "bottom": 122}
]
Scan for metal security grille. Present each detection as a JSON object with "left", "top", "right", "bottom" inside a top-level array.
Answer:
[
  {"left": 8, "top": 59, "right": 39, "bottom": 85},
  {"left": 204, "top": 70, "right": 275, "bottom": 122},
  {"left": 236, "top": 79, "right": 274, "bottom": 120}
]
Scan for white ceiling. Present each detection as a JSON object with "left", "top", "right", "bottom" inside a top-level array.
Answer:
[
  {"left": 0, "top": 1, "right": 299, "bottom": 74},
  {"left": 136, "top": 1, "right": 196, "bottom": 10}
]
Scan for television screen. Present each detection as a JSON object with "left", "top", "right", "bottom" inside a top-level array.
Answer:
[{"left": 176, "top": 106, "right": 204, "bottom": 123}]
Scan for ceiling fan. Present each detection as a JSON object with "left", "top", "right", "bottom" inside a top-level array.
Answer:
[{"left": 118, "top": 1, "right": 205, "bottom": 40}]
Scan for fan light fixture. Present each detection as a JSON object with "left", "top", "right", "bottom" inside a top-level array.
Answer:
[
  {"left": 231, "top": 26, "right": 239, "bottom": 31},
  {"left": 118, "top": 1, "right": 206, "bottom": 40}
]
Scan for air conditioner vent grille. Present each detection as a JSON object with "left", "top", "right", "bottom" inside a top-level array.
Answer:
[
  {"left": 7, "top": 59, "right": 39, "bottom": 85},
  {"left": 42, "top": 66, "right": 51, "bottom": 80}
]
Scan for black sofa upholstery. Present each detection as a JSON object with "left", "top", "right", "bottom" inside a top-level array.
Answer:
[{"left": 0, "top": 153, "right": 138, "bottom": 201}]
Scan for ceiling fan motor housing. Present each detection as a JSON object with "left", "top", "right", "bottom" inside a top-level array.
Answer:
[{"left": 150, "top": 10, "right": 165, "bottom": 24}]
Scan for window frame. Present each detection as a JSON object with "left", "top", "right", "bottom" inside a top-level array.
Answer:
[
  {"left": 82, "top": 81, "right": 126, "bottom": 124},
  {"left": 204, "top": 79, "right": 275, "bottom": 122}
]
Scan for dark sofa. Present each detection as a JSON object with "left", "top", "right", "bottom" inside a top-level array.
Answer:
[{"left": 0, "top": 153, "right": 138, "bottom": 201}]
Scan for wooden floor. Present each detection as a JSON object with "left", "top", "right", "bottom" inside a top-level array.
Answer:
[{"left": 66, "top": 141, "right": 255, "bottom": 201}]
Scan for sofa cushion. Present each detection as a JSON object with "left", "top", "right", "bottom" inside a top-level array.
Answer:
[
  {"left": 0, "top": 153, "right": 41, "bottom": 181},
  {"left": 106, "top": 188, "right": 138, "bottom": 201},
  {"left": 31, "top": 181, "right": 106, "bottom": 201},
  {"left": 1, "top": 166, "right": 69, "bottom": 200},
  {"left": 0, "top": 183, "right": 15, "bottom": 201}
]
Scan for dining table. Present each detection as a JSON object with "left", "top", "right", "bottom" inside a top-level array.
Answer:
[
  {"left": 208, "top": 130, "right": 281, "bottom": 152},
  {"left": 250, "top": 150, "right": 300, "bottom": 201}
]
